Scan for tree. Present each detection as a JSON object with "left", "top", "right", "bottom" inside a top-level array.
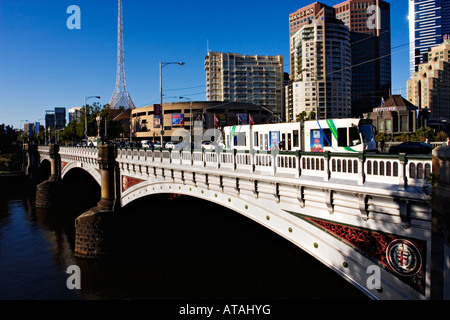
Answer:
[
  {"left": 410, "top": 127, "right": 435, "bottom": 142},
  {"left": 60, "top": 104, "right": 124, "bottom": 144},
  {"left": 296, "top": 111, "right": 316, "bottom": 122}
]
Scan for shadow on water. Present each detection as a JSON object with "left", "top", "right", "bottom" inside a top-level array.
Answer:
[
  {"left": 0, "top": 171, "right": 368, "bottom": 300},
  {"left": 74, "top": 194, "right": 368, "bottom": 300}
]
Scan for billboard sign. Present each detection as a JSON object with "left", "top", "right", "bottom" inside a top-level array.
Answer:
[
  {"left": 172, "top": 114, "right": 184, "bottom": 128},
  {"left": 311, "top": 129, "right": 324, "bottom": 152}
]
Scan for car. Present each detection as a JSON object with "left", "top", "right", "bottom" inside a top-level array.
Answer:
[
  {"left": 165, "top": 141, "right": 180, "bottom": 149},
  {"left": 388, "top": 141, "right": 433, "bottom": 155},
  {"left": 141, "top": 140, "right": 153, "bottom": 149},
  {"left": 201, "top": 141, "right": 216, "bottom": 150}
]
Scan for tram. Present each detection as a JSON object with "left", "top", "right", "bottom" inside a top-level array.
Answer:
[{"left": 223, "top": 119, "right": 377, "bottom": 153}]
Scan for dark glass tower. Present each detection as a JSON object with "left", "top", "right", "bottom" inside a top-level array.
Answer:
[{"left": 410, "top": 0, "right": 450, "bottom": 75}]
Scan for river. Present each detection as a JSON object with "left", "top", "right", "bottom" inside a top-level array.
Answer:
[{"left": 0, "top": 175, "right": 367, "bottom": 301}]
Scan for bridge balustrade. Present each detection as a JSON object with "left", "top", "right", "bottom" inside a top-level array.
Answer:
[{"left": 78, "top": 146, "right": 435, "bottom": 190}]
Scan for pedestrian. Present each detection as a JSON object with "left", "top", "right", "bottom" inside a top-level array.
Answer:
[
  {"left": 279, "top": 139, "right": 285, "bottom": 151},
  {"left": 380, "top": 139, "right": 385, "bottom": 152}
]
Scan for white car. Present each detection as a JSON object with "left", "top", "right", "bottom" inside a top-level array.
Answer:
[
  {"left": 201, "top": 141, "right": 216, "bottom": 150},
  {"left": 165, "top": 141, "right": 178, "bottom": 149}
]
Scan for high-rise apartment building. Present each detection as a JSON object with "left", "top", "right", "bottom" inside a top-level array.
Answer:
[
  {"left": 287, "top": 4, "right": 352, "bottom": 121},
  {"left": 289, "top": 1, "right": 391, "bottom": 118},
  {"left": 205, "top": 52, "right": 284, "bottom": 121},
  {"left": 69, "top": 107, "right": 82, "bottom": 123},
  {"left": 407, "top": 40, "right": 450, "bottom": 121},
  {"left": 334, "top": 0, "right": 391, "bottom": 117},
  {"left": 409, "top": 0, "right": 450, "bottom": 75}
]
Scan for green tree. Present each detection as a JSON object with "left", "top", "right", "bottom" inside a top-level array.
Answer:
[
  {"left": 410, "top": 127, "right": 435, "bottom": 142},
  {"left": 60, "top": 104, "right": 124, "bottom": 144},
  {"left": 296, "top": 111, "right": 316, "bottom": 122}
]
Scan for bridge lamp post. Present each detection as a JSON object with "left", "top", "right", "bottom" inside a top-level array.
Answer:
[
  {"left": 84, "top": 96, "right": 101, "bottom": 145},
  {"left": 160, "top": 61, "right": 185, "bottom": 146},
  {"left": 179, "top": 96, "right": 192, "bottom": 140}
]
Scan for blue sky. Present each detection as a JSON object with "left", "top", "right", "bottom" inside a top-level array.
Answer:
[{"left": 0, "top": 0, "right": 411, "bottom": 129}]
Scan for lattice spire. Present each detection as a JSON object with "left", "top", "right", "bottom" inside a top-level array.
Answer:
[{"left": 109, "top": 0, "right": 135, "bottom": 110}]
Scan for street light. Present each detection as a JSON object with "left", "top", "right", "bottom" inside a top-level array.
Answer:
[
  {"left": 160, "top": 61, "right": 185, "bottom": 146},
  {"left": 84, "top": 96, "right": 101, "bottom": 144},
  {"left": 179, "top": 96, "right": 192, "bottom": 139}
]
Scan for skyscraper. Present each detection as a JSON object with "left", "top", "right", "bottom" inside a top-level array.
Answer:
[
  {"left": 109, "top": 0, "right": 135, "bottom": 110},
  {"left": 407, "top": 39, "right": 450, "bottom": 121},
  {"left": 409, "top": 0, "right": 450, "bottom": 75},
  {"left": 205, "top": 52, "right": 284, "bottom": 120},
  {"left": 287, "top": 4, "right": 352, "bottom": 121},
  {"left": 289, "top": 1, "right": 391, "bottom": 119},
  {"left": 334, "top": 0, "right": 391, "bottom": 117}
]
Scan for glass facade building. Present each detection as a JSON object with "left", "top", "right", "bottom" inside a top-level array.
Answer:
[{"left": 410, "top": 0, "right": 450, "bottom": 75}]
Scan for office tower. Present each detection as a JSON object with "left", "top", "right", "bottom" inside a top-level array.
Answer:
[
  {"left": 109, "top": 0, "right": 135, "bottom": 110},
  {"left": 287, "top": 4, "right": 352, "bottom": 120},
  {"left": 45, "top": 108, "right": 66, "bottom": 130},
  {"left": 407, "top": 39, "right": 450, "bottom": 121},
  {"left": 333, "top": 0, "right": 392, "bottom": 117},
  {"left": 205, "top": 52, "right": 285, "bottom": 121},
  {"left": 409, "top": 0, "right": 450, "bottom": 75},
  {"left": 69, "top": 107, "right": 82, "bottom": 123}
]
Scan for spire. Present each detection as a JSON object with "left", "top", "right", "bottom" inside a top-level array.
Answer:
[{"left": 109, "top": 0, "right": 135, "bottom": 110}]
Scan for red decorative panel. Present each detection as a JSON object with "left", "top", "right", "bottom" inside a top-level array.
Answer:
[
  {"left": 122, "top": 175, "right": 144, "bottom": 192},
  {"left": 62, "top": 162, "right": 68, "bottom": 170},
  {"left": 294, "top": 213, "right": 426, "bottom": 295}
]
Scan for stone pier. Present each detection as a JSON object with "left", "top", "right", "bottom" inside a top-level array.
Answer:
[
  {"left": 75, "top": 144, "right": 120, "bottom": 258},
  {"left": 431, "top": 145, "right": 450, "bottom": 300},
  {"left": 35, "top": 144, "right": 61, "bottom": 208}
]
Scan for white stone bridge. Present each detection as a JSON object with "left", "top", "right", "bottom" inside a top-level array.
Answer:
[{"left": 29, "top": 144, "right": 450, "bottom": 300}]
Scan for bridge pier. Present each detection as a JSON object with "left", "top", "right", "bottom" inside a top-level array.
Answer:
[
  {"left": 75, "top": 144, "right": 120, "bottom": 258},
  {"left": 431, "top": 146, "right": 450, "bottom": 300},
  {"left": 35, "top": 144, "right": 61, "bottom": 208}
]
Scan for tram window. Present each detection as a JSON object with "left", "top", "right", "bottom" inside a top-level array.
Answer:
[
  {"left": 234, "top": 133, "right": 246, "bottom": 146},
  {"left": 254, "top": 131, "right": 259, "bottom": 147},
  {"left": 338, "top": 128, "right": 348, "bottom": 147},
  {"left": 293, "top": 130, "right": 299, "bottom": 147},
  {"left": 349, "top": 127, "right": 361, "bottom": 146},
  {"left": 323, "top": 129, "right": 332, "bottom": 147}
]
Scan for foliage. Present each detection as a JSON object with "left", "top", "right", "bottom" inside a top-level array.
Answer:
[
  {"left": 410, "top": 127, "right": 435, "bottom": 142},
  {"left": 435, "top": 131, "right": 448, "bottom": 142},
  {"left": 296, "top": 111, "right": 316, "bottom": 122},
  {"left": 375, "top": 132, "right": 390, "bottom": 143},
  {"left": 59, "top": 104, "right": 124, "bottom": 144},
  {"left": 394, "top": 133, "right": 410, "bottom": 142}
]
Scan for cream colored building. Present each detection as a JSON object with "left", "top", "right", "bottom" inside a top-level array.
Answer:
[
  {"left": 205, "top": 52, "right": 284, "bottom": 121},
  {"left": 287, "top": 8, "right": 351, "bottom": 121},
  {"left": 407, "top": 40, "right": 450, "bottom": 121},
  {"left": 131, "top": 101, "right": 272, "bottom": 142}
]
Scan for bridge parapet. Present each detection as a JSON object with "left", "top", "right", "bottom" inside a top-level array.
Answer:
[{"left": 116, "top": 147, "right": 432, "bottom": 192}]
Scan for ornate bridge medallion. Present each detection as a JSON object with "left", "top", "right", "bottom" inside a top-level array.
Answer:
[
  {"left": 386, "top": 239, "right": 422, "bottom": 277},
  {"left": 285, "top": 211, "right": 426, "bottom": 295}
]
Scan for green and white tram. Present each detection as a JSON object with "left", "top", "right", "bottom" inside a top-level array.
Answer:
[{"left": 223, "top": 118, "right": 377, "bottom": 153}]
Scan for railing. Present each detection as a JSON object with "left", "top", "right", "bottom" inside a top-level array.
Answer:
[
  {"left": 36, "top": 146, "right": 434, "bottom": 190},
  {"left": 113, "top": 147, "right": 433, "bottom": 190}
]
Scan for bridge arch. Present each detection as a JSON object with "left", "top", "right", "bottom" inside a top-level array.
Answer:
[
  {"left": 37, "top": 158, "right": 51, "bottom": 183},
  {"left": 120, "top": 179, "right": 384, "bottom": 299},
  {"left": 61, "top": 161, "right": 101, "bottom": 187}
]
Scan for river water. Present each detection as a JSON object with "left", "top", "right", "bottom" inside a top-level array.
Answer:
[{"left": 0, "top": 176, "right": 367, "bottom": 301}]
